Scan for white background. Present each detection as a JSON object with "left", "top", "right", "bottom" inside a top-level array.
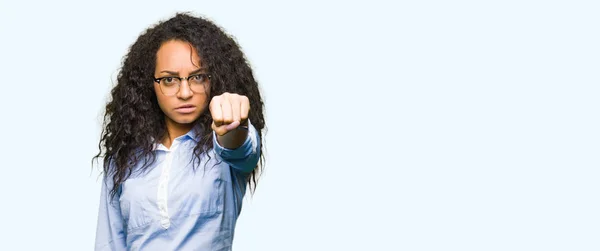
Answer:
[{"left": 0, "top": 0, "right": 598, "bottom": 250}]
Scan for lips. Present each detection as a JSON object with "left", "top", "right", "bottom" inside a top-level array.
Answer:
[
  {"left": 177, "top": 104, "right": 195, "bottom": 109},
  {"left": 175, "top": 104, "right": 196, "bottom": 114}
]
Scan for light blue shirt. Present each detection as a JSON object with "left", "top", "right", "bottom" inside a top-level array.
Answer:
[{"left": 95, "top": 124, "right": 260, "bottom": 251}]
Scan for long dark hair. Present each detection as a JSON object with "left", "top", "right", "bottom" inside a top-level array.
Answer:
[{"left": 93, "top": 12, "right": 266, "bottom": 198}]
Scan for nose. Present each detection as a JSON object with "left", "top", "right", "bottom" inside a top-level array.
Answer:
[{"left": 177, "top": 79, "right": 193, "bottom": 100}]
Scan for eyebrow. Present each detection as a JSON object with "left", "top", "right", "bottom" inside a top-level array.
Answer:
[{"left": 159, "top": 67, "right": 207, "bottom": 76}]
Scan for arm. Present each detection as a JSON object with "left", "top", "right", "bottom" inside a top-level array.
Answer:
[
  {"left": 215, "top": 120, "right": 249, "bottom": 149},
  {"left": 95, "top": 175, "right": 127, "bottom": 251},
  {"left": 209, "top": 92, "right": 261, "bottom": 172},
  {"left": 213, "top": 119, "right": 261, "bottom": 173}
]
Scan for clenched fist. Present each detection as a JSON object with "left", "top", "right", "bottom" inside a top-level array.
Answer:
[{"left": 210, "top": 92, "right": 250, "bottom": 136}]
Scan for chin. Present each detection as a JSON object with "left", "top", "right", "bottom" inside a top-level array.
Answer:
[
  {"left": 176, "top": 117, "right": 199, "bottom": 124},
  {"left": 170, "top": 113, "right": 201, "bottom": 125}
]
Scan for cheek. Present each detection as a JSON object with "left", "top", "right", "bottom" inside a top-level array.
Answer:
[
  {"left": 201, "top": 85, "right": 211, "bottom": 106},
  {"left": 197, "top": 94, "right": 211, "bottom": 110},
  {"left": 154, "top": 85, "right": 169, "bottom": 110},
  {"left": 153, "top": 84, "right": 161, "bottom": 99}
]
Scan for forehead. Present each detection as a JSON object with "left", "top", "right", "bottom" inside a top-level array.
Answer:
[{"left": 155, "top": 40, "right": 202, "bottom": 71}]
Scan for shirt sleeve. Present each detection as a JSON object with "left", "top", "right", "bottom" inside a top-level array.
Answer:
[
  {"left": 213, "top": 120, "right": 261, "bottom": 173},
  {"left": 95, "top": 175, "right": 127, "bottom": 251}
]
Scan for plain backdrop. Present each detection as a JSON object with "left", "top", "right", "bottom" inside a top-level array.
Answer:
[{"left": 0, "top": 0, "right": 598, "bottom": 250}]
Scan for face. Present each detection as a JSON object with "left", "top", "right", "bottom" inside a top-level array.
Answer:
[{"left": 154, "top": 40, "right": 210, "bottom": 127}]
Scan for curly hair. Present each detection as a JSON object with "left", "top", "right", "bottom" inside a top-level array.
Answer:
[{"left": 93, "top": 12, "right": 266, "bottom": 198}]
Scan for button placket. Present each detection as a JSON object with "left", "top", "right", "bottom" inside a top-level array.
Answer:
[{"left": 156, "top": 141, "right": 179, "bottom": 229}]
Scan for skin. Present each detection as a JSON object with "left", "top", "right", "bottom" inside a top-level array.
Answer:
[{"left": 154, "top": 40, "right": 249, "bottom": 149}]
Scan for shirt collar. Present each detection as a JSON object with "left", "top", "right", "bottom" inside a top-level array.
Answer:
[
  {"left": 183, "top": 125, "right": 202, "bottom": 143},
  {"left": 152, "top": 124, "right": 203, "bottom": 151}
]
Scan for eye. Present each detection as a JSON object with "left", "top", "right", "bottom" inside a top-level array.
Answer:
[
  {"left": 161, "top": 77, "right": 178, "bottom": 86},
  {"left": 190, "top": 74, "right": 205, "bottom": 82}
]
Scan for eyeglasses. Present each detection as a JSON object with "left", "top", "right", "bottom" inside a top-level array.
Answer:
[{"left": 153, "top": 73, "right": 211, "bottom": 96}]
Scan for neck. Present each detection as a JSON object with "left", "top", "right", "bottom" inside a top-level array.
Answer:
[{"left": 162, "top": 117, "right": 194, "bottom": 149}]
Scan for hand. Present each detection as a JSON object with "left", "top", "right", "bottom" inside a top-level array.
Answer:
[{"left": 209, "top": 92, "right": 250, "bottom": 136}]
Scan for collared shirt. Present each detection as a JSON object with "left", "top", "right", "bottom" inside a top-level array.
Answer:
[{"left": 95, "top": 123, "right": 260, "bottom": 251}]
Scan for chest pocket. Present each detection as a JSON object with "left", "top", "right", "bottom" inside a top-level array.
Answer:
[
  {"left": 119, "top": 177, "right": 152, "bottom": 231},
  {"left": 172, "top": 157, "right": 227, "bottom": 219}
]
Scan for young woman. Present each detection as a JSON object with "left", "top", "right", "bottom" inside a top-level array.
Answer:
[{"left": 93, "top": 13, "right": 265, "bottom": 250}]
